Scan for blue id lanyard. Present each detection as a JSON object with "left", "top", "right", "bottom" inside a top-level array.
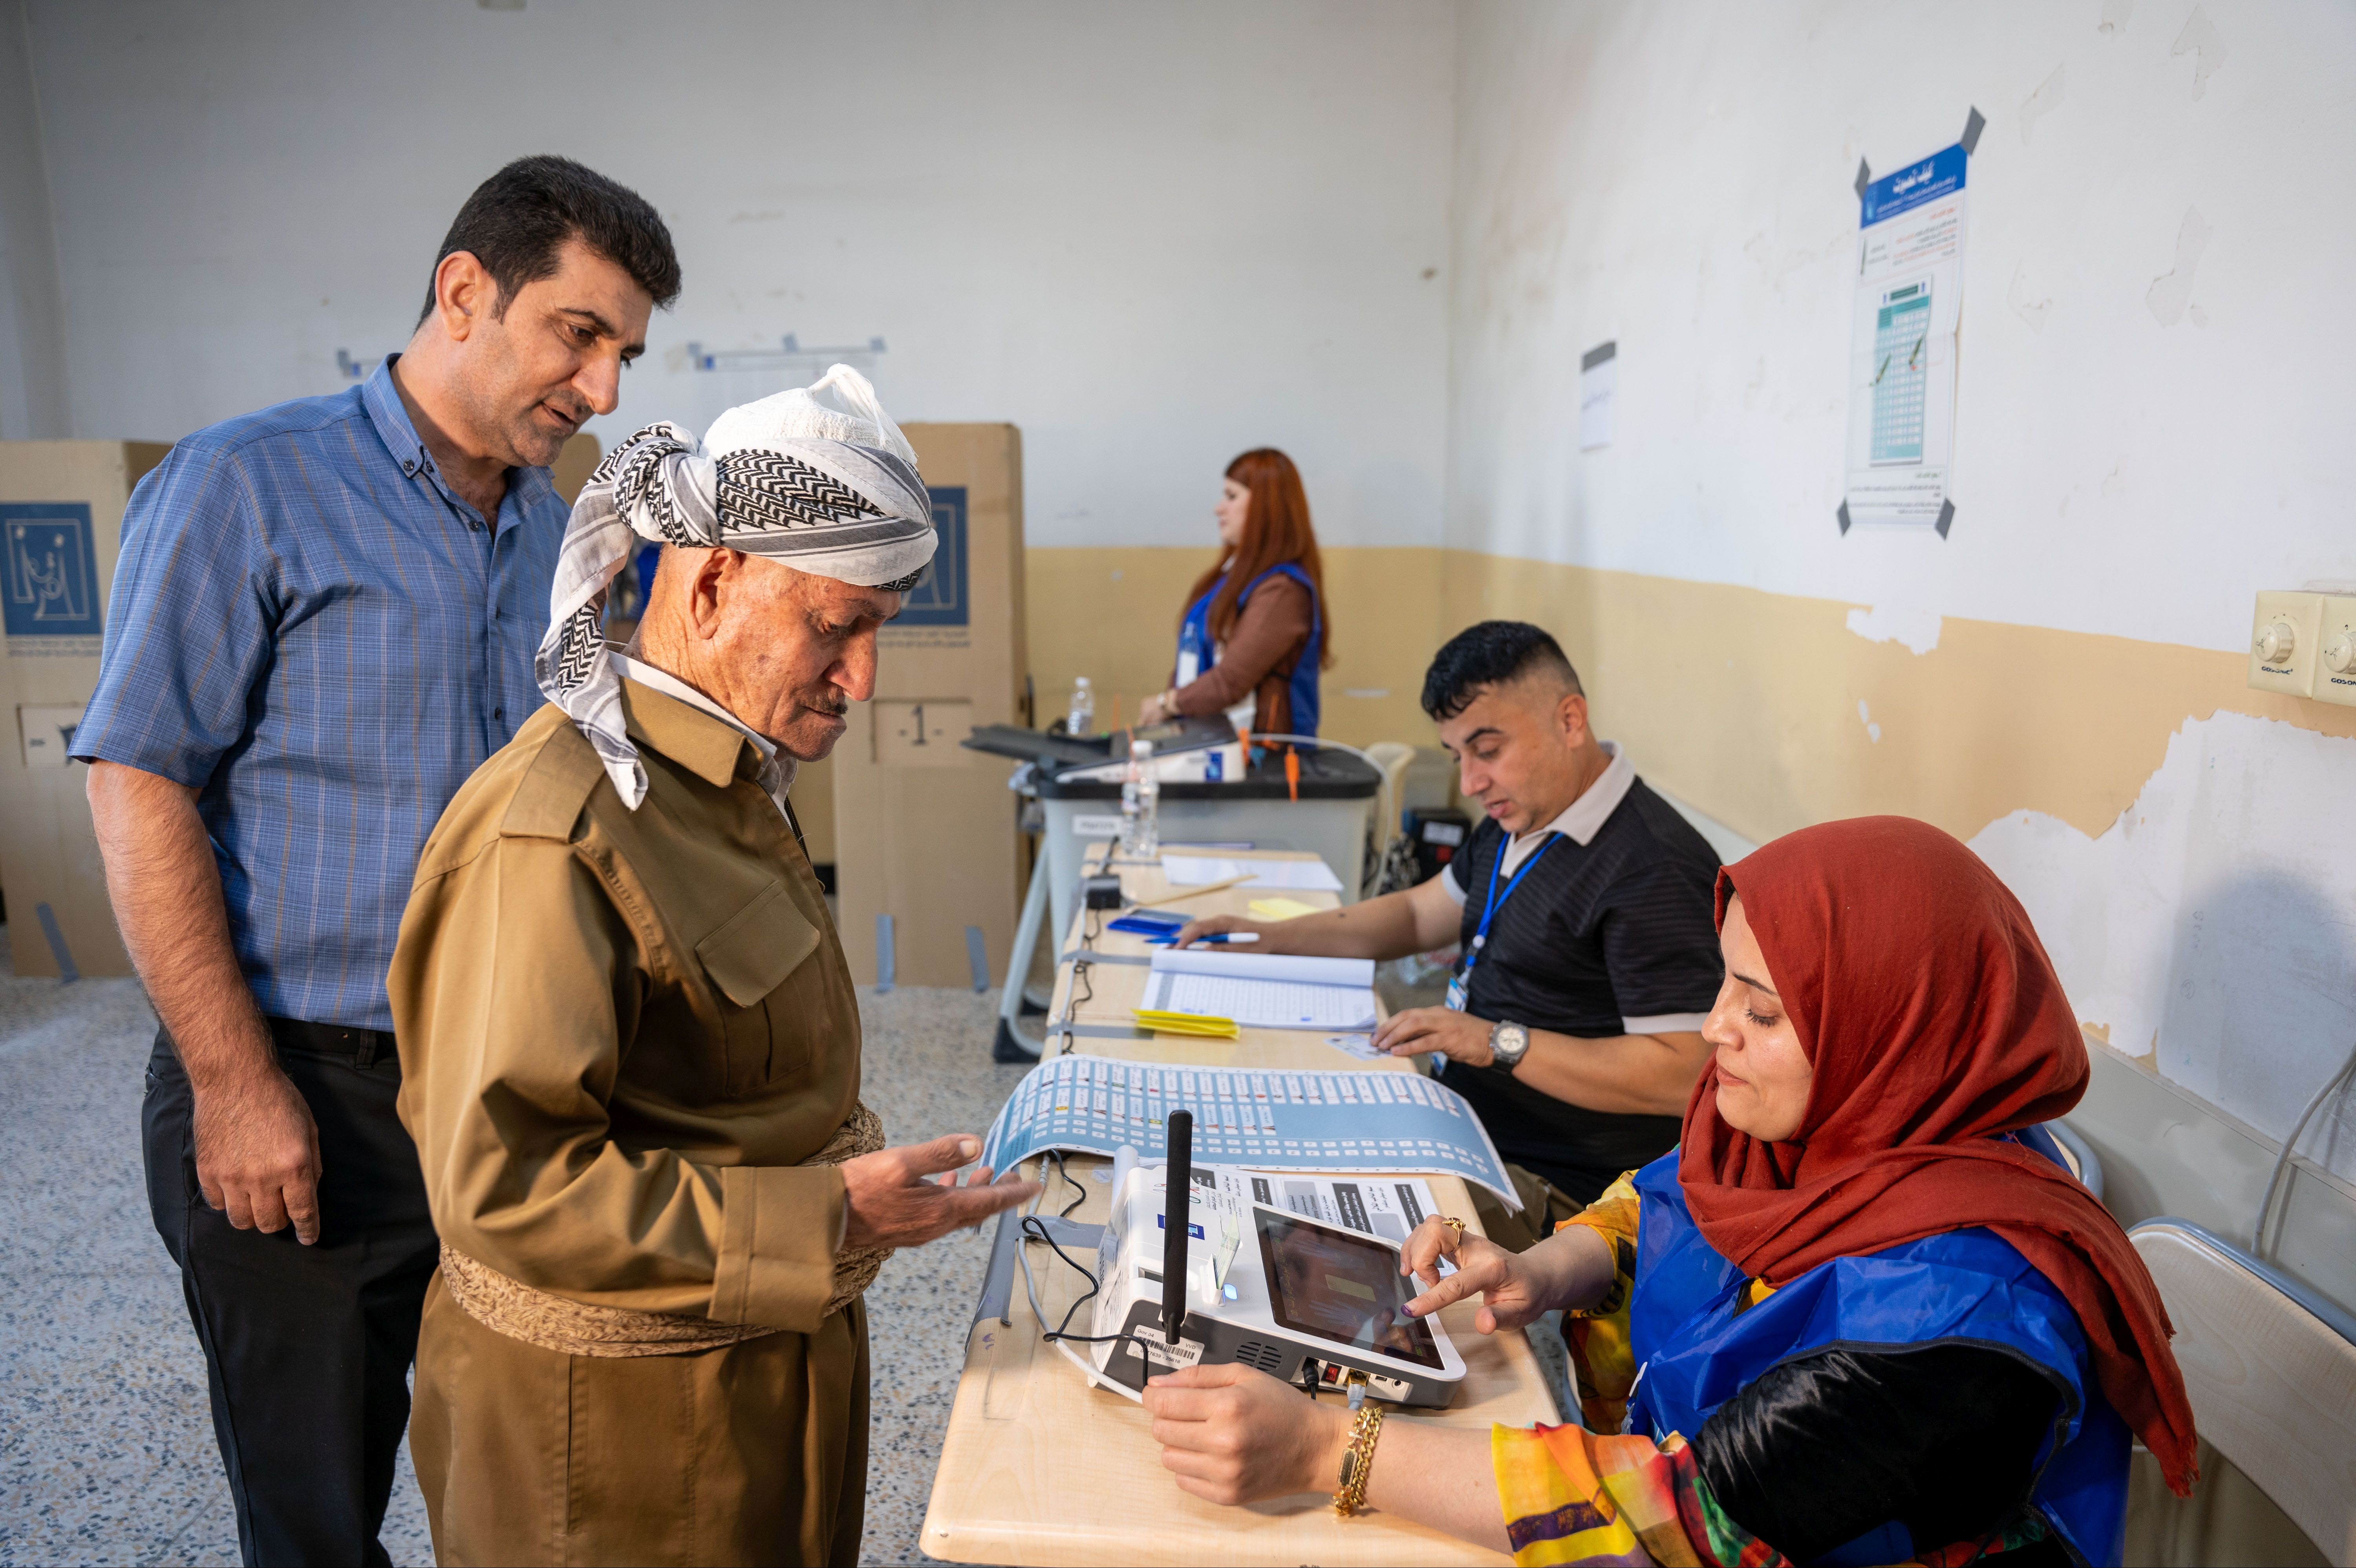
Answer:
[{"left": 1445, "top": 833, "right": 1558, "bottom": 1012}]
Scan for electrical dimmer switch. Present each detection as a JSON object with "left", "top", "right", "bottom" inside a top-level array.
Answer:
[
  {"left": 2314, "top": 597, "right": 2356, "bottom": 709},
  {"left": 2246, "top": 591, "right": 2325, "bottom": 698}
]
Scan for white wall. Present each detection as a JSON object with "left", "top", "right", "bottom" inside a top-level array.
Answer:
[
  {"left": 1445, "top": 0, "right": 2356, "bottom": 654},
  {"left": 0, "top": 0, "right": 69, "bottom": 439},
  {"left": 1445, "top": 0, "right": 2356, "bottom": 1192},
  {"left": 20, "top": 0, "right": 1456, "bottom": 548}
]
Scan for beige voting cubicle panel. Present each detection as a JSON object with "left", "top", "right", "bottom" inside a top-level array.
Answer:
[
  {"left": 833, "top": 423, "right": 1026, "bottom": 987},
  {"left": 0, "top": 441, "right": 172, "bottom": 977}
]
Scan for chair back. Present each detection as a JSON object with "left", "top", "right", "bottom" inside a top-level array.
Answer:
[
  {"left": 1362, "top": 742, "right": 1416, "bottom": 845},
  {"left": 2128, "top": 1219, "right": 2356, "bottom": 1566}
]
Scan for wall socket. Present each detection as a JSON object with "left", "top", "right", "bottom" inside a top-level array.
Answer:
[{"left": 2247, "top": 590, "right": 2356, "bottom": 705}]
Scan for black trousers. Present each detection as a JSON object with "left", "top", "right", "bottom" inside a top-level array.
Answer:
[{"left": 143, "top": 1019, "right": 439, "bottom": 1568}]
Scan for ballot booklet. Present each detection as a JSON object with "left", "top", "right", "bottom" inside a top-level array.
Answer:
[
  {"left": 1143, "top": 949, "right": 1379, "bottom": 1031},
  {"left": 980, "top": 1053, "right": 1519, "bottom": 1207}
]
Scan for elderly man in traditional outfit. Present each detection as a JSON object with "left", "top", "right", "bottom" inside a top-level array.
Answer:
[{"left": 389, "top": 368, "right": 1036, "bottom": 1567}]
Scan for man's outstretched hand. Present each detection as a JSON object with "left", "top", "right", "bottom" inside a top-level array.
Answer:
[{"left": 840, "top": 1134, "right": 1040, "bottom": 1250}]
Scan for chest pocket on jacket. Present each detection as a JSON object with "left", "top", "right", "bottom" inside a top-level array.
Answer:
[{"left": 696, "top": 881, "right": 824, "bottom": 1095}]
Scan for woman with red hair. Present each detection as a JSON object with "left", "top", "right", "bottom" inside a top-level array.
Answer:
[
  {"left": 1145, "top": 817, "right": 2194, "bottom": 1566},
  {"left": 1137, "top": 448, "right": 1332, "bottom": 737}
]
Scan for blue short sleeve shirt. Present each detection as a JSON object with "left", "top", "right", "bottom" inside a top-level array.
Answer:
[{"left": 73, "top": 358, "right": 569, "bottom": 1030}]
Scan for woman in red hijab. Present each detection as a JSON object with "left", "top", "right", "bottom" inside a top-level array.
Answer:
[{"left": 1146, "top": 817, "right": 2193, "bottom": 1566}]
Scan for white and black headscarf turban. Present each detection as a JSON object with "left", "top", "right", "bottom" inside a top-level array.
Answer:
[{"left": 535, "top": 364, "right": 937, "bottom": 808}]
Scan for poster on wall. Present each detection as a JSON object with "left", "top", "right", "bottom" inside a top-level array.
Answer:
[{"left": 1840, "top": 122, "right": 1976, "bottom": 537}]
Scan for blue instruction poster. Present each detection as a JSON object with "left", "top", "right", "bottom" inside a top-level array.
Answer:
[
  {"left": 1844, "top": 144, "right": 1966, "bottom": 529},
  {"left": 980, "top": 1053, "right": 1520, "bottom": 1210}
]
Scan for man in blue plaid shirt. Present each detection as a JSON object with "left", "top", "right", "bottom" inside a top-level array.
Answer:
[{"left": 75, "top": 157, "right": 680, "bottom": 1568}]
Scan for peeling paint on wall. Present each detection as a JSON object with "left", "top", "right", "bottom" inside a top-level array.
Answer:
[
  {"left": 2007, "top": 261, "right": 2052, "bottom": 333},
  {"left": 1972, "top": 711, "right": 2356, "bottom": 1184},
  {"left": 2171, "top": 5, "right": 2229, "bottom": 100},
  {"left": 1844, "top": 603, "right": 1943, "bottom": 654},
  {"left": 2146, "top": 206, "right": 2212, "bottom": 327},
  {"left": 2019, "top": 63, "right": 2067, "bottom": 144}
]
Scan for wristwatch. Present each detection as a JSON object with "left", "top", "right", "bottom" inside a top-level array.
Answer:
[{"left": 1488, "top": 1020, "right": 1530, "bottom": 1071}]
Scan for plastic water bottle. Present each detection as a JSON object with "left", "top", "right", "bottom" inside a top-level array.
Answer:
[
  {"left": 1066, "top": 676, "right": 1095, "bottom": 736},
  {"left": 1121, "top": 738, "right": 1160, "bottom": 859}
]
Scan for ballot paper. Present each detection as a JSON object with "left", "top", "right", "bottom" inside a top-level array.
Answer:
[
  {"left": 1144, "top": 949, "right": 1378, "bottom": 1031},
  {"left": 1161, "top": 853, "right": 1344, "bottom": 893},
  {"left": 980, "top": 1053, "right": 1519, "bottom": 1208},
  {"left": 1246, "top": 1171, "right": 1443, "bottom": 1246}
]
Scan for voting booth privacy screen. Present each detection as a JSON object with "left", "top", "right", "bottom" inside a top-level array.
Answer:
[
  {"left": 0, "top": 441, "right": 171, "bottom": 977},
  {"left": 834, "top": 423, "right": 1028, "bottom": 987}
]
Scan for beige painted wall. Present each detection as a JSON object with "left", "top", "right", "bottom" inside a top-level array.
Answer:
[
  {"left": 1024, "top": 541, "right": 2356, "bottom": 847},
  {"left": 1440, "top": 553, "right": 2356, "bottom": 847}
]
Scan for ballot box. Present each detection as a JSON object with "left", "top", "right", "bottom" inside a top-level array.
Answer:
[
  {"left": 1029, "top": 744, "right": 1382, "bottom": 969},
  {"left": 832, "top": 423, "right": 1028, "bottom": 988},
  {"left": 0, "top": 440, "right": 172, "bottom": 977}
]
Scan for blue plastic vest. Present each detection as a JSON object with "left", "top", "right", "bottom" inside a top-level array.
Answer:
[
  {"left": 1621, "top": 1154, "right": 2129, "bottom": 1567},
  {"left": 1174, "top": 563, "right": 1322, "bottom": 738}
]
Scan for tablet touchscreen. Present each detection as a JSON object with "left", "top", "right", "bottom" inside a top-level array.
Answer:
[{"left": 1253, "top": 1208, "right": 1442, "bottom": 1369}]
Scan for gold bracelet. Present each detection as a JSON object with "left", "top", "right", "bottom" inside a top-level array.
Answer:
[{"left": 1332, "top": 1402, "right": 1386, "bottom": 1518}]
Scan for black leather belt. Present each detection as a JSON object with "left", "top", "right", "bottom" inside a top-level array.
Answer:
[{"left": 266, "top": 1016, "right": 397, "bottom": 1069}]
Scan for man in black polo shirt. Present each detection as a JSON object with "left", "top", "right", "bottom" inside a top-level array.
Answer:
[{"left": 1176, "top": 621, "right": 1722, "bottom": 1246}]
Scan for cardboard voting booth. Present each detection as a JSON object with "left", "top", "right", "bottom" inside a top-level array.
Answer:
[
  {"left": 832, "top": 424, "right": 1026, "bottom": 987},
  {"left": 0, "top": 441, "right": 171, "bottom": 977}
]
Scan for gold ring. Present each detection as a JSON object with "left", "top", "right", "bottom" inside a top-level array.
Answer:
[{"left": 1438, "top": 1215, "right": 1466, "bottom": 1238}]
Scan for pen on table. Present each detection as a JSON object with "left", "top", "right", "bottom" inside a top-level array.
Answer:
[{"left": 1148, "top": 932, "right": 1260, "bottom": 945}]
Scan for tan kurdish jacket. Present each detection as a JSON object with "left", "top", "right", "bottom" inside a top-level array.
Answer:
[{"left": 390, "top": 680, "right": 861, "bottom": 1334}]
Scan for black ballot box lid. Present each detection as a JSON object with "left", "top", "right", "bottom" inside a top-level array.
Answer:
[{"left": 1024, "top": 742, "right": 1380, "bottom": 802}]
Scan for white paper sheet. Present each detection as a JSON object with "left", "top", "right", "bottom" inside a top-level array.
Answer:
[
  {"left": 1150, "top": 950, "right": 1375, "bottom": 987},
  {"left": 1243, "top": 1170, "right": 1446, "bottom": 1248},
  {"left": 1147, "top": 972, "right": 1378, "bottom": 1030},
  {"left": 1161, "top": 854, "right": 1343, "bottom": 892},
  {"left": 1143, "top": 948, "right": 1378, "bottom": 1030}
]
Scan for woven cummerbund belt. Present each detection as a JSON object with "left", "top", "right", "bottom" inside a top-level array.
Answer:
[{"left": 439, "top": 1102, "right": 891, "bottom": 1358}]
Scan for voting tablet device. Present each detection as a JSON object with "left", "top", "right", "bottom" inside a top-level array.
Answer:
[{"left": 1088, "top": 1158, "right": 1465, "bottom": 1407}]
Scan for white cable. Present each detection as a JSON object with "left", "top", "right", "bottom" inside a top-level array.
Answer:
[{"left": 2254, "top": 1040, "right": 2356, "bottom": 1256}]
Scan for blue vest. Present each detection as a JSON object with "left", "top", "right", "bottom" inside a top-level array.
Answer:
[
  {"left": 1622, "top": 1154, "right": 2129, "bottom": 1567},
  {"left": 1175, "top": 563, "right": 1322, "bottom": 738}
]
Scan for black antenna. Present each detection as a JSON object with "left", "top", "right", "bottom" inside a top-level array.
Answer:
[{"left": 1161, "top": 1109, "right": 1193, "bottom": 1343}]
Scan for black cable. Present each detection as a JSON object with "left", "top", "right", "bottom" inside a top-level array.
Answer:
[
  {"left": 1043, "top": 1149, "right": 1087, "bottom": 1217},
  {"left": 1023, "top": 1215, "right": 1160, "bottom": 1369}
]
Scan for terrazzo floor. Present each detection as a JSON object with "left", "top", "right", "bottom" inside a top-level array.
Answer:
[{"left": 0, "top": 922, "right": 1032, "bottom": 1567}]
